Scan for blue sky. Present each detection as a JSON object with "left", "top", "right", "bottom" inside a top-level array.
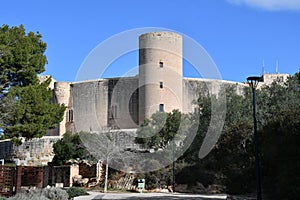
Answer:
[{"left": 1, "top": 0, "right": 300, "bottom": 82}]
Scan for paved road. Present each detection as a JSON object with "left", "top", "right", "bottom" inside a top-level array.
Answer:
[{"left": 74, "top": 192, "right": 228, "bottom": 200}]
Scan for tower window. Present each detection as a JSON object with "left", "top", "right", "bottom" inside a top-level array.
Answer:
[
  {"left": 159, "top": 104, "right": 164, "bottom": 112},
  {"left": 159, "top": 82, "right": 163, "bottom": 88},
  {"left": 159, "top": 61, "right": 163, "bottom": 68},
  {"left": 68, "top": 109, "right": 73, "bottom": 122}
]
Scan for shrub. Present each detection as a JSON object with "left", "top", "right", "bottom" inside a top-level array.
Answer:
[
  {"left": 7, "top": 187, "right": 68, "bottom": 200},
  {"left": 42, "top": 187, "right": 69, "bottom": 200},
  {"left": 66, "top": 187, "right": 88, "bottom": 199}
]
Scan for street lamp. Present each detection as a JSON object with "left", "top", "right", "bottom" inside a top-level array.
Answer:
[
  {"left": 247, "top": 76, "right": 262, "bottom": 200},
  {"left": 172, "top": 135, "right": 176, "bottom": 193}
]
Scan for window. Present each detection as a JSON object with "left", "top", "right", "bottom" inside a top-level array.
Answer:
[
  {"left": 159, "top": 82, "right": 163, "bottom": 88},
  {"left": 68, "top": 109, "right": 73, "bottom": 122},
  {"left": 159, "top": 61, "right": 163, "bottom": 68},
  {"left": 113, "top": 105, "right": 118, "bottom": 118},
  {"left": 159, "top": 104, "right": 164, "bottom": 112},
  {"left": 110, "top": 105, "right": 118, "bottom": 119}
]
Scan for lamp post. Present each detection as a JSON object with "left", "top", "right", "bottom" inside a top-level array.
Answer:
[
  {"left": 247, "top": 76, "right": 262, "bottom": 200},
  {"left": 172, "top": 135, "right": 176, "bottom": 193}
]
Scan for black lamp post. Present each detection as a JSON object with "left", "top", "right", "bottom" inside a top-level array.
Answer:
[
  {"left": 247, "top": 76, "right": 262, "bottom": 200},
  {"left": 173, "top": 136, "right": 176, "bottom": 193}
]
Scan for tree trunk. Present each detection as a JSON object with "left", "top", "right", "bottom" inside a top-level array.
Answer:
[{"left": 104, "top": 157, "right": 109, "bottom": 193}]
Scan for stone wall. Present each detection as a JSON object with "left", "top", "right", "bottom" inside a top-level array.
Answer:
[
  {"left": 71, "top": 80, "right": 109, "bottom": 132},
  {"left": 107, "top": 77, "right": 139, "bottom": 129},
  {"left": 55, "top": 77, "right": 249, "bottom": 132},
  {"left": 69, "top": 77, "right": 139, "bottom": 132},
  {"left": 12, "top": 136, "right": 61, "bottom": 166},
  {"left": 259, "top": 73, "right": 290, "bottom": 87},
  {"left": 183, "top": 78, "right": 246, "bottom": 113}
]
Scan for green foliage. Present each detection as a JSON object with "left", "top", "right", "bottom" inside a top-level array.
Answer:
[
  {"left": 260, "top": 109, "right": 300, "bottom": 200},
  {"left": 214, "top": 120, "right": 255, "bottom": 194},
  {"left": 223, "top": 86, "right": 252, "bottom": 127},
  {"left": 0, "top": 78, "right": 65, "bottom": 140},
  {"left": 135, "top": 110, "right": 184, "bottom": 149},
  {"left": 181, "top": 95, "right": 211, "bottom": 163},
  {"left": 256, "top": 74, "right": 300, "bottom": 128},
  {"left": 136, "top": 165, "right": 173, "bottom": 190},
  {"left": 11, "top": 137, "right": 22, "bottom": 146},
  {"left": 0, "top": 24, "right": 65, "bottom": 141},
  {"left": 66, "top": 187, "right": 88, "bottom": 199},
  {"left": 0, "top": 24, "right": 47, "bottom": 93},
  {"left": 135, "top": 73, "right": 300, "bottom": 195},
  {"left": 52, "top": 132, "right": 90, "bottom": 165}
]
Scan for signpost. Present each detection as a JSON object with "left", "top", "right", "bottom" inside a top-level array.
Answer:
[{"left": 137, "top": 179, "right": 145, "bottom": 193}]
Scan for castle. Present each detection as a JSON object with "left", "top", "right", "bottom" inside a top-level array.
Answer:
[
  {"left": 45, "top": 31, "right": 289, "bottom": 136},
  {"left": 1, "top": 31, "right": 289, "bottom": 166}
]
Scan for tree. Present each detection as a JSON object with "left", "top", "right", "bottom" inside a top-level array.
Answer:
[
  {"left": 52, "top": 132, "right": 90, "bottom": 165},
  {"left": 0, "top": 77, "right": 65, "bottom": 140},
  {"left": 178, "top": 90, "right": 255, "bottom": 193},
  {"left": 181, "top": 95, "right": 211, "bottom": 163},
  {"left": 256, "top": 73, "right": 300, "bottom": 128},
  {"left": 260, "top": 109, "right": 300, "bottom": 200},
  {"left": 0, "top": 24, "right": 65, "bottom": 140},
  {"left": 162, "top": 73, "right": 300, "bottom": 195},
  {"left": 79, "top": 130, "right": 132, "bottom": 193},
  {"left": 214, "top": 120, "right": 255, "bottom": 194},
  {"left": 135, "top": 110, "right": 185, "bottom": 150},
  {"left": 0, "top": 24, "right": 47, "bottom": 94}
]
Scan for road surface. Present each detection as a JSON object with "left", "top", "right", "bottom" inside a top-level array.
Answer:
[{"left": 74, "top": 192, "right": 228, "bottom": 200}]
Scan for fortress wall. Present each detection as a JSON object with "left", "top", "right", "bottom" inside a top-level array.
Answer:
[
  {"left": 183, "top": 78, "right": 247, "bottom": 113},
  {"left": 70, "top": 77, "right": 139, "bottom": 131},
  {"left": 182, "top": 79, "right": 210, "bottom": 113},
  {"left": 11, "top": 136, "right": 61, "bottom": 166},
  {"left": 260, "top": 73, "right": 290, "bottom": 87},
  {"left": 71, "top": 80, "right": 109, "bottom": 132},
  {"left": 108, "top": 77, "right": 139, "bottom": 129}
]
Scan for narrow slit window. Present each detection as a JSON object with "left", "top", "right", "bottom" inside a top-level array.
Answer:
[
  {"left": 159, "top": 82, "right": 163, "bottom": 88},
  {"left": 159, "top": 104, "right": 164, "bottom": 112},
  {"left": 68, "top": 109, "right": 73, "bottom": 122},
  {"left": 110, "top": 105, "right": 118, "bottom": 119},
  {"left": 112, "top": 105, "right": 118, "bottom": 119},
  {"left": 159, "top": 61, "right": 163, "bottom": 68}
]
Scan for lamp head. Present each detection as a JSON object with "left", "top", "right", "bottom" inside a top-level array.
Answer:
[{"left": 247, "top": 76, "right": 263, "bottom": 89}]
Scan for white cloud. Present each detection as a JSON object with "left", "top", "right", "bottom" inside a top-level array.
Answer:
[{"left": 227, "top": 0, "right": 300, "bottom": 11}]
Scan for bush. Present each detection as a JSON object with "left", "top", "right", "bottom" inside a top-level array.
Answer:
[
  {"left": 66, "top": 187, "right": 88, "bottom": 199},
  {"left": 8, "top": 190, "right": 49, "bottom": 200},
  {"left": 7, "top": 187, "right": 68, "bottom": 200},
  {"left": 42, "top": 187, "right": 69, "bottom": 200}
]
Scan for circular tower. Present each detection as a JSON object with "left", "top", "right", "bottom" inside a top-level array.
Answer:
[
  {"left": 139, "top": 32, "right": 183, "bottom": 123},
  {"left": 54, "top": 82, "right": 71, "bottom": 135}
]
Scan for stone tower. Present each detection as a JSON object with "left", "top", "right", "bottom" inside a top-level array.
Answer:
[
  {"left": 53, "top": 82, "right": 71, "bottom": 135},
  {"left": 139, "top": 32, "right": 183, "bottom": 124}
]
